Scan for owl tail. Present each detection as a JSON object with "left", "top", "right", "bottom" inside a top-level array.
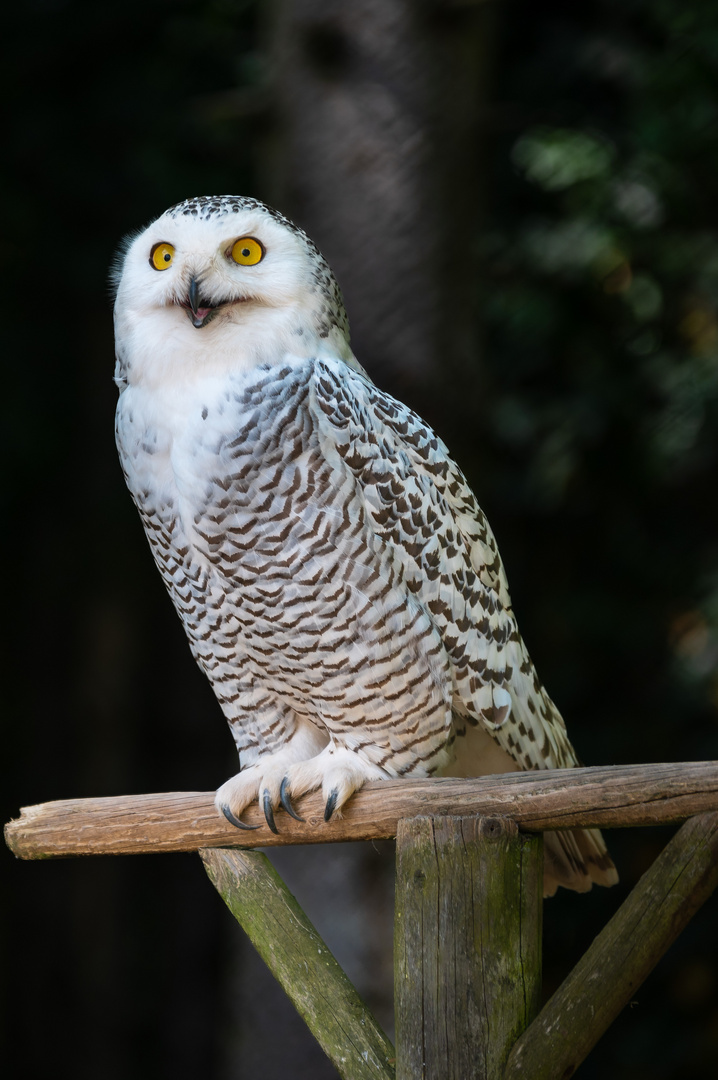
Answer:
[
  {"left": 542, "top": 823, "right": 618, "bottom": 897},
  {"left": 442, "top": 722, "right": 618, "bottom": 897}
]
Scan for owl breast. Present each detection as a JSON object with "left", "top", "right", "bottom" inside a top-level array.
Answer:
[{"left": 115, "top": 358, "right": 454, "bottom": 777}]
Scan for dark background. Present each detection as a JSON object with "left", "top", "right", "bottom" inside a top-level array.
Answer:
[{"left": 2, "top": 1, "right": 718, "bottom": 1077}]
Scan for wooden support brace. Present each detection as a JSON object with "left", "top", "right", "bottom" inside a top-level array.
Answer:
[
  {"left": 394, "top": 816, "right": 542, "bottom": 1080},
  {"left": 504, "top": 810, "right": 718, "bottom": 1079},
  {"left": 201, "top": 847, "right": 396, "bottom": 1080}
]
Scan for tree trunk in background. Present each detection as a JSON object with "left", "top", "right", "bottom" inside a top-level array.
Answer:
[
  {"left": 219, "top": 4, "right": 497, "bottom": 1077},
  {"left": 260, "top": 0, "right": 496, "bottom": 421}
]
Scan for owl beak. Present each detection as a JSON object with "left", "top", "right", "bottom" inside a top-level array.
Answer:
[{"left": 183, "top": 276, "right": 216, "bottom": 329}]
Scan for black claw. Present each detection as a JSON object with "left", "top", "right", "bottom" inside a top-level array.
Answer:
[
  {"left": 324, "top": 788, "right": 339, "bottom": 822},
  {"left": 263, "top": 790, "right": 279, "bottom": 834},
  {"left": 279, "top": 777, "right": 305, "bottom": 822},
  {"left": 220, "top": 803, "right": 261, "bottom": 831}
]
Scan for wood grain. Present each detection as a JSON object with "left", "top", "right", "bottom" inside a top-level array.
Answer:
[
  {"left": 394, "top": 816, "right": 542, "bottom": 1080},
  {"left": 5, "top": 761, "right": 718, "bottom": 859},
  {"left": 504, "top": 810, "right": 718, "bottom": 1079}
]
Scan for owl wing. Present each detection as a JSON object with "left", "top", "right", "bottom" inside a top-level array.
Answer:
[
  {"left": 311, "top": 359, "right": 617, "bottom": 895},
  {"left": 309, "top": 358, "right": 577, "bottom": 772}
]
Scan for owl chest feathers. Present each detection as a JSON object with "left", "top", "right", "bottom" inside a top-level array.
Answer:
[
  {"left": 117, "top": 359, "right": 416, "bottom": 631},
  {"left": 115, "top": 357, "right": 452, "bottom": 733}
]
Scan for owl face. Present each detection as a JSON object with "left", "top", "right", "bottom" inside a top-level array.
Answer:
[{"left": 113, "top": 196, "right": 352, "bottom": 390}]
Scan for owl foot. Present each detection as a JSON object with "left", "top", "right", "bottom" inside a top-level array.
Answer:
[
  {"left": 262, "top": 790, "right": 278, "bottom": 834},
  {"left": 259, "top": 784, "right": 305, "bottom": 831},
  {"left": 324, "top": 788, "right": 339, "bottom": 822},
  {"left": 279, "top": 776, "right": 305, "bottom": 822},
  {"left": 216, "top": 744, "right": 389, "bottom": 830},
  {"left": 282, "top": 744, "right": 388, "bottom": 820},
  {"left": 219, "top": 803, "right": 261, "bottom": 831},
  {"left": 216, "top": 746, "right": 317, "bottom": 831}
]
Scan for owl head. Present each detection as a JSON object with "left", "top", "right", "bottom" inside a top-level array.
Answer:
[{"left": 112, "top": 196, "right": 354, "bottom": 389}]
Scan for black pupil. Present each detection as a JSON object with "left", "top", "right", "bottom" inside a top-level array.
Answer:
[
  {"left": 163, "top": 252, "right": 171, "bottom": 262},
  {"left": 242, "top": 248, "right": 250, "bottom": 257}
]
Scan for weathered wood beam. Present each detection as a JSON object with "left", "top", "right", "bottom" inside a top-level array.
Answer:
[
  {"left": 394, "top": 816, "right": 542, "bottom": 1080},
  {"left": 503, "top": 810, "right": 718, "bottom": 1079},
  {"left": 5, "top": 761, "right": 718, "bottom": 859},
  {"left": 201, "top": 847, "right": 395, "bottom": 1080}
]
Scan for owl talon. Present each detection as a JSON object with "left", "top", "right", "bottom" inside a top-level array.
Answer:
[
  {"left": 279, "top": 777, "right": 304, "bottom": 822},
  {"left": 324, "top": 788, "right": 339, "bottom": 822},
  {"left": 262, "top": 790, "right": 279, "bottom": 834},
  {"left": 220, "top": 803, "right": 261, "bottom": 831}
]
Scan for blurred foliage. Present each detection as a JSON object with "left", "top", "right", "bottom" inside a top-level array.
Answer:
[
  {"left": 474, "top": 0, "right": 718, "bottom": 772},
  {"left": 478, "top": 7, "right": 718, "bottom": 1076}
]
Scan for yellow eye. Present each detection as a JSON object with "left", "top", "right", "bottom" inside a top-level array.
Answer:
[
  {"left": 150, "top": 242, "right": 175, "bottom": 271},
  {"left": 230, "top": 237, "right": 264, "bottom": 266}
]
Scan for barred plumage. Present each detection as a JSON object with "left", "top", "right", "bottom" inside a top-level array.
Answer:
[{"left": 113, "top": 195, "right": 617, "bottom": 895}]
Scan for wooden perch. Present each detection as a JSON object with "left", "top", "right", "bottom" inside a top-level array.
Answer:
[{"left": 5, "top": 761, "right": 718, "bottom": 859}]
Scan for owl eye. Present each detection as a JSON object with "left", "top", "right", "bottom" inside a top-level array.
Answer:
[
  {"left": 150, "top": 242, "right": 175, "bottom": 271},
  {"left": 230, "top": 237, "right": 264, "bottom": 266}
]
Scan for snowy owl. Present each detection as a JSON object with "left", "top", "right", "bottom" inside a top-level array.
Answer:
[{"left": 113, "top": 195, "right": 617, "bottom": 895}]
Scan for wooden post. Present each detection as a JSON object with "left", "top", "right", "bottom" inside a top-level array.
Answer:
[{"left": 394, "top": 816, "right": 542, "bottom": 1080}]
